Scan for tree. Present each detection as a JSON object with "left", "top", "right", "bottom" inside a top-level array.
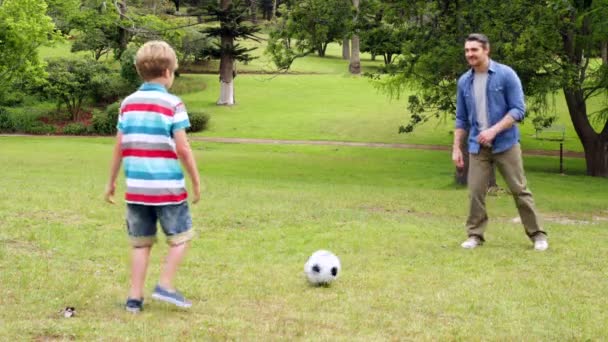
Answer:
[
  {"left": 45, "top": 0, "right": 80, "bottom": 34},
  {"left": 0, "top": 0, "right": 57, "bottom": 105},
  {"left": 375, "top": 0, "right": 608, "bottom": 177},
  {"left": 197, "top": 0, "right": 260, "bottom": 105},
  {"left": 70, "top": 2, "right": 122, "bottom": 60},
  {"left": 40, "top": 58, "right": 115, "bottom": 121},
  {"left": 268, "top": 0, "right": 352, "bottom": 58}
]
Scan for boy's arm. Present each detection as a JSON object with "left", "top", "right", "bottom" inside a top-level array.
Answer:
[
  {"left": 174, "top": 130, "right": 201, "bottom": 204},
  {"left": 105, "top": 132, "right": 123, "bottom": 204}
]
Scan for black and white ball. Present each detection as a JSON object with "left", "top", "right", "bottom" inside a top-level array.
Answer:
[{"left": 304, "top": 250, "right": 341, "bottom": 285}]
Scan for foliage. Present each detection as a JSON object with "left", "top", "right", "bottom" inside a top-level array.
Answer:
[
  {"left": 62, "top": 122, "right": 89, "bottom": 135},
  {"left": 70, "top": 2, "right": 122, "bottom": 60},
  {"left": 0, "top": 0, "right": 58, "bottom": 105},
  {"left": 0, "top": 107, "right": 13, "bottom": 133},
  {"left": 91, "top": 102, "right": 120, "bottom": 136},
  {"left": 266, "top": 0, "right": 352, "bottom": 62},
  {"left": 38, "top": 58, "right": 115, "bottom": 121},
  {"left": 195, "top": 1, "right": 261, "bottom": 64},
  {"left": 187, "top": 111, "right": 209, "bottom": 132},
  {"left": 119, "top": 45, "right": 141, "bottom": 89},
  {"left": 45, "top": 0, "right": 80, "bottom": 34}
]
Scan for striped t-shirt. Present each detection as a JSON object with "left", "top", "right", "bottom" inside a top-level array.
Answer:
[{"left": 117, "top": 83, "right": 191, "bottom": 205}]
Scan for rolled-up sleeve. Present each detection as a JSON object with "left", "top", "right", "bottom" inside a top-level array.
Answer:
[
  {"left": 505, "top": 69, "right": 525, "bottom": 122},
  {"left": 455, "top": 81, "right": 469, "bottom": 130}
]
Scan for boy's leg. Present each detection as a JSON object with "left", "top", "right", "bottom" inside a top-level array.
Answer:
[
  {"left": 159, "top": 242, "right": 189, "bottom": 291},
  {"left": 125, "top": 204, "right": 158, "bottom": 301},
  {"left": 129, "top": 246, "right": 152, "bottom": 299},
  {"left": 152, "top": 202, "right": 194, "bottom": 307}
]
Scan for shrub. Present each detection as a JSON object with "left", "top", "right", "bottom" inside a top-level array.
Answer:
[
  {"left": 62, "top": 122, "right": 88, "bottom": 135},
  {"left": 39, "top": 58, "right": 116, "bottom": 121},
  {"left": 0, "top": 107, "right": 14, "bottom": 133},
  {"left": 23, "top": 122, "right": 55, "bottom": 135},
  {"left": 187, "top": 111, "right": 210, "bottom": 133},
  {"left": 91, "top": 102, "right": 120, "bottom": 135},
  {"left": 92, "top": 73, "right": 132, "bottom": 104},
  {"left": 120, "top": 45, "right": 141, "bottom": 89}
]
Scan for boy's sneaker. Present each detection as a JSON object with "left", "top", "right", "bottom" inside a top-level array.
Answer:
[
  {"left": 151, "top": 285, "right": 192, "bottom": 308},
  {"left": 533, "top": 236, "right": 549, "bottom": 251},
  {"left": 125, "top": 298, "right": 143, "bottom": 313},
  {"left": 461, "top": 236, "right": 483, "bottom": 249}
]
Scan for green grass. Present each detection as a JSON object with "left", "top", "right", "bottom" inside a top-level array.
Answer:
[
  {"left": 176, "top": 73, "right": 598, "bottom": 153},
  {"left": 1, "top": 137, "right": 607, "bottom": 340}
]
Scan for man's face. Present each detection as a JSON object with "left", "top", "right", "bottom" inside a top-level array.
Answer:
[{"left": 464, "top": 40, "right": 489, "bottom": 68}]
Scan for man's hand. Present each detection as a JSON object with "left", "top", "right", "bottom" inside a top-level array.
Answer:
[
  {"left": 452, "top": 146, "right": 464, "bottom": 169},
  {"left": 104, "top": 182, "right": 116, "bottom": 204},
  {"left": 477, "top": 127, "right": 498, "bottom": 146}
]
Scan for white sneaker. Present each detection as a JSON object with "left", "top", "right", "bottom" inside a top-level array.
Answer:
[
  {"left": 461, "top": 237, "right": 482, "bottom": 249},
  {"left": 534, "top": 239, "right": 548, "bottom": 251}
]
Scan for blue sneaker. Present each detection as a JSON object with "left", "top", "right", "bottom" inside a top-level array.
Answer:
[
  {"left": 125, "top": 298, "right": 143, "bottom": 313},
  {"left": 151, "top": 285, "right": 192, "bottom": 308}
]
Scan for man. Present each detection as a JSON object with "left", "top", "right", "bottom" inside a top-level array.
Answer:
[{"left": 452, "top": 33, "right": 548, "bottom": 251}]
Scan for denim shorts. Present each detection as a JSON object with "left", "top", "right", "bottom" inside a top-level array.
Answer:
[{"left": 126, "top": 202, "right": 194, "bottom": 247}]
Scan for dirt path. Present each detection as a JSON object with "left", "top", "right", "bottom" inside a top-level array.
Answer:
[
  {"left": 190, "top": 136, "right": 584, "bottom": 158},
  {"left": 0, "top": 134, "right": 584, "bottom": 158}
]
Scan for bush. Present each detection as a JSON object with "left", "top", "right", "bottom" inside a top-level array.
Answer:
[
  {"left": 91, "top": 102, "right": 120, "bottom": 135},
  {"left": 120, "top": 45, "right": 141, "bottom": 89},
  {"left": 23, "top": 122, "right": 55, "bottom": 135},
  {"left": 39, "top": 58, "right": 117, "bottom": 121},
  {"left": 92, "top": 73, "right": 133, "bottom": 104},
  {"left": 187, "top": 111, "right": 210, "bottom": 133},
  {"left": 0, "top": 107, "right": 14, "bottom": 133},
  {"left": 62, "top": 122, "right": 88, "bottom": 135}
]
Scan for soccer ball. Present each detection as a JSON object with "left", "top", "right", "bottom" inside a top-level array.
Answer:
[{"left": 304, "top": 250, "right": 341, "bottom": 286}]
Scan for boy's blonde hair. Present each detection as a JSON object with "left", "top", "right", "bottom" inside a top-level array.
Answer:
[{"left": 135, "top": 41, "right": 178, "bottom": 81}]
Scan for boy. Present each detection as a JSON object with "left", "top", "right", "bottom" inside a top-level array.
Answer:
[{"left": 104, "top": 41, "right": 201, "bottom": 313}]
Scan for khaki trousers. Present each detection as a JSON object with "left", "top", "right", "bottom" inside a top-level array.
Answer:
[{"left": 466, "top": 143, "right": 546, "bottom": 241}]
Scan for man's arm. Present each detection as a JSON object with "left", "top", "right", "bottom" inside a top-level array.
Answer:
[
  {"left": 477, "top": 115, "right": 516, "bottom": 146},
  {"left": 453, "top": 82, "right": 469, "bottom": 168},
  {"left": 104, "top": 132, "right": 123, "bottom": 204},
  {"left": 477, "top": 69, "right": 523, "bottom": 145},
  {"left": 452, "top": 128, "right": 466, "bottom": 168},
  {"left": 174, "top": 130, "right": 201, "bottom": 204}
]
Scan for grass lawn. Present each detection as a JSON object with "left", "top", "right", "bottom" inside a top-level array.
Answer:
[
  {"left": 1, "top": 137, "right": 607, "bottom": 340},
  {"left": 178, "top": 73, "right": 597, "bottom": 153}
]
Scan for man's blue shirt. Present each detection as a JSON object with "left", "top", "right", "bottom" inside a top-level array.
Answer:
[{"left": 455, "top": 60, "right": 525, "bottom": 154}]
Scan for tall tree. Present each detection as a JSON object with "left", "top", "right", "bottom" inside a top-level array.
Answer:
[
  {"left": 376, "top": 0, "right": 608, "bottom": 177},
  {"left": 0, "top": 0, "right": 57, "bottom": 105},
  {"left": 199, "top": 0, "right": 260, "bottom": 105}
]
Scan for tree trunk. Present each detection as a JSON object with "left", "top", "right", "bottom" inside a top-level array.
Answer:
[
  {"left": 272, "top": 0, "right": 277, "bottom": 20},
  {"left": 602, "top": 41, "right": 607, "bottom": 64},
  {"left": 349, "top": 0, "right": 361, "bottom": 75},
  {"left": 564, "top": 88, "right": 608, "bottom": 177},
  {"left": 349, "top": 36, "right": 361, "bottom": 74},
  {"left": 342, "top": 38, "right": 350, "bottom": 60},
  {"left": 117, "top": 0, "right": 129, "bottom": 58},
  {"left": 217, "top": 0, "right": 235, "bottom": 105},
  {"left": 250, "top": 0, "right": 257, "bottom": 23}
]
